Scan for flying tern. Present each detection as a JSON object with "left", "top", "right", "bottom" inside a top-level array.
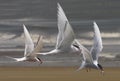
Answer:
[
  {"left": 76, "top": 22, "right": 104, "bottom": 73},
  {"left": 37, "top": 3, "right": 80, "bottom": 55},
  {"left": 7, "top": 25, "right": 43, "bottom": 63}
]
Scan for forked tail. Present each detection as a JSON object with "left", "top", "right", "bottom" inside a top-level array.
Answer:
[{"left": 76, "top": 61, "right": 86, "bottom": 71}]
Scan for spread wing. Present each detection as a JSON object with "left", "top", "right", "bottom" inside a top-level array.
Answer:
[
  {"left": 30, "top": 35, "right": 43, "bottom": 56},
  {"left": 56, "top": 3, "right": 75, "bottom": 50},
  {"left": 90, "top": 22, "right": 103, "bottom": 61},
  {"left": 23, "top": 24, "right": 34, "bottom": 57},
  {"left": 74, "top": 39, "right": 93, "bottom": 63}
]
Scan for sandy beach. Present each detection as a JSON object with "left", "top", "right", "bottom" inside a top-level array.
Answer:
[
  {"left": 0, "top": 67, "right": 119, "bottom": 81},
  {"left": 0, "top": 0, "right": 119, "bottom": 80}
]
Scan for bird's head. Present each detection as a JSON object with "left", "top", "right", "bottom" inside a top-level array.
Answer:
[
  {"left": 73, "top": 44, "right": 82, "bottom": 53},
  {"left": 97, "top": 63, "right": 104, "bottom": 75}
]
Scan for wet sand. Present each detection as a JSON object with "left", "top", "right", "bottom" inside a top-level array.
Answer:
[{"left": 0, "top": 67, "right": 119, "bottom": 81}]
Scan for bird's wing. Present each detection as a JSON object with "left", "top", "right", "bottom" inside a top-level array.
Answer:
[
  {"left": 23, "top": 25, "right": 34, "bottom": 57},
  {"left": 30, "top": 35, "right": 43, "bottom": 56},
  {"left": 56, "top": 3, "right": 75, "bottom": 49},
  {"left": 74, "top": 39, "right": 93, "bottom": 63},
  {"left": 36, "top": 3, "right": 75, "bottom": 55},
  {"left": 5, "top": 56, "right": 26, "bottom": 62},
  {"left": 90, "top": 22, "right": 103, "bottom": 61},
  {"left": 36, "top": 49, "right": 59, "bottom": 55}
]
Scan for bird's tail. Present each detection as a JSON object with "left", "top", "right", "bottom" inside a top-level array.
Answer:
[{"left": 76, "top": 61, "right": 86, "bottom": 71}]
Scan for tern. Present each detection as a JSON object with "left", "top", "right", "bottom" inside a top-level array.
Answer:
[
  {"left": 37, "top": 3, "right": 80, "bottom": 55},
  {"left": 7, "top": 25, "right": 43, "bottom": 63},
  {"left": 75, "top": 22, "right": 104, "bottom": 73}
]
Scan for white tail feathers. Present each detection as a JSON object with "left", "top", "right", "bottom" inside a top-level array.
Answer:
[{"left": 76, "top": 61, "right": 86, "bottom": 71}]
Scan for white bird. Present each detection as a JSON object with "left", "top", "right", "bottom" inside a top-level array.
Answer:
[
  {"left": 37, "top": 3, "right": 80, "bottom": 55},
  {"left": 7, "top": 25, "right": 43, "bottom": 64},
  {"left": 76, "top": 22, "right": 104, "bottom": 73}
]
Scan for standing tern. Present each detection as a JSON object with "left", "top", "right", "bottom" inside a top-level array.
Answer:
[
  {"left": 76, "top": 22, "right": 104, "bottom": 73},
  {"left": 7, "top": 25, "right": 43, "bottom": 63},
  {"left": 37, "top": 3, "right": 80, "bottom": 55}
]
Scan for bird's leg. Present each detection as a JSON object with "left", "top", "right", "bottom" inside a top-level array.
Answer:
[
  {"left": 86, "top": 68, "right": 89, "bottom": 72},
  {"left": 86, "top": 67, "right": 91, "bottom": 72},
  {"left": 88, "top": 68, "right": 91, "bottom": 71},
  {"left": 100, "top": 69, "right": 104, "bottom": 76}
]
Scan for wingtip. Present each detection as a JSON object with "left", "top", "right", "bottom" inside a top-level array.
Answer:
[
  {"left": 5, "top": 56, "right": 18, "bottom": 61},
  {"left": 57, "top": 2, "right": 61, "bottom": 8},
  {"left": 23, "top": 24, "right": 26, "bottom": 30},
  {"left": 57, "top": 2, "right": 63, "bottom": 11},
  {"left": 23, "top": 24, "right": 25, "bottom": 27},
  {"left": 57, "top": 3, "right": 61, "bottom": 12},
  {"left": 57, "top": 2, "right": 60, "bottom": 6},
  {"left": 93, "top": 21, "right": 98, "bottom": 29},
  {"left": 93, "top": 21, "right": 97, "bottom": 25}
]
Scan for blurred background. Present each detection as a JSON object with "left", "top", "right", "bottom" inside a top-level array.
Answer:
[{"left": 0, "top": 0, "right": 120, "bottom": 67}]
